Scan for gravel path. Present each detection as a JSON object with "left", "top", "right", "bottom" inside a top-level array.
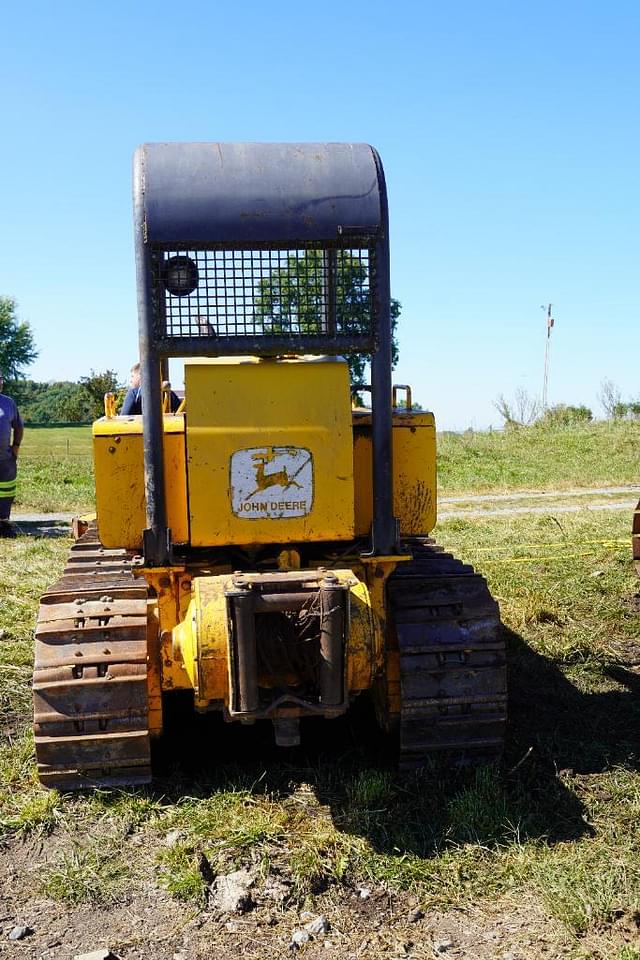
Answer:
[
  {"left": 440, "top": 484, "right": 640, "bottom": 504},
  {"left": 10, "top": 513, "right": 76, "bottom": 537},
  {"left": 438, "top": 485, "right": 639, "bottom": 519},
  {"left": 10, "top": 485, "right": 639, "bottom": 534},
  {"left": 439, "top": 500, "right": 635, "bottom": 519}
]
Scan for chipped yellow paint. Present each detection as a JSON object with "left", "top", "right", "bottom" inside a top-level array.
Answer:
[
  {"left": 185, "top": 358, "right": 355, "bottom": 547},
  {"left": 353, "top": 410, "right": 437, "bottom": 537},
  {"left": 92, "top": 362, "right": 422, "bottom": 728},
  {"left": 93, "top": 415, "right": 189, "bottom": 549},
  {"left": 138, "top": 568, "right": 193, "bottom": 700},
  {"left": 277, "top": 549, "right": 302, "bottom": 571},
  {"left": 145, "top": 598, "right": 163, "bottom": 736},
  {"left": 194, "top": 576, "right": 233, "bottom": 707},
  {"left": 103, "top": 392, "right": 117, "bottom": 418},
  {"left": 345, "top": 574, "right": 379, "bottom": 692},
  {"left": 165, "top": 566, "right": 393, "bottom": 712},
  {"left": 359, "top": 557, "right": 405, "bottom": 717},
  {"left": 171, "top": 575, "right": 233, "bottom": 707}
]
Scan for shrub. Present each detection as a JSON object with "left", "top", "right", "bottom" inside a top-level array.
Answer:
[
  {"left": 536, "top": 404, "right": 593, "bottom": 426},
  {"left": 612, "top": 400, "right": 640, "bottom": 420}
]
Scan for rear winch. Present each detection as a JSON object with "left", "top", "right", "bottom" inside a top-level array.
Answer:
[{"left": 171, "top": 570, "right": 374, "bottom": 745}]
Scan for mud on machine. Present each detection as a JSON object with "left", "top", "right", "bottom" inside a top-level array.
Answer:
[{"left": 32, "top": 143, "right": 507, "bottom": 788}]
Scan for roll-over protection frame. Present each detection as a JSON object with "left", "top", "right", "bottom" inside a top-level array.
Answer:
[{"left": 133, "top": 142, "right": 396, "bottom": 565}]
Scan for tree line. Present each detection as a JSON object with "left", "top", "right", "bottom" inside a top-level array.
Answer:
[
  {"left": 1, "top": 295, "right": 123, "bottom": 422},
  {"left": 495, "top": 381, "right": 640, "bottom": 429},
  {"left": 7, "top": 372, "right": 123, "bottom": 423},
  {"left": 2, "top": 257, "right": 405, "bottom": 421}
]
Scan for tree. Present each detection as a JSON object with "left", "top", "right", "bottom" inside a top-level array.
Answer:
[
  {"left": 494, "top": 388, "right": 540, "bottom": 427},
  {"left": 0, "top": 297, "right": 37, "bottom": 378},
  {"left": 599, "top": 379, "right": 640, "bottom": 419},
  {"left": 79, "top": 370, "right": 122, "bottom": 420},
  {"left": 611, "top": 399, "right": 640, "bottom": 420},
  {"left": 253, "top": 250, "right": 400, "bottom": 385},
  {"left": 9, "top": 377, "right": 125, "bottom": 423},
  {"left": 599, "top": 378, "right": 623, "bottom": 418},
  {"left": 13, "top": 380, "right": 88, "bottom": 423}
]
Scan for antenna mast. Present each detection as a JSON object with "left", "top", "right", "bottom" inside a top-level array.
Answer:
[{"left": 541, "top": 303, "right": 554, "bottom": 409}]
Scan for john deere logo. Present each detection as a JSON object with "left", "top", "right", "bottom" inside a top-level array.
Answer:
[{"left": 230, "top": 447, "right": 313, "bottom": 519}]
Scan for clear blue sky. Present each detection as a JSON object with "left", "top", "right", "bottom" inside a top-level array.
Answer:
[{"left": 1, "top": 0, "right": 638, "bottom": 429}]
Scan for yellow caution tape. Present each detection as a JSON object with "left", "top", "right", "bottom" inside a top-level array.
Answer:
[
  {"left": 473, "top": 538, "right": 628, "bottom": 553},
  {"left": 469, "top": 543, "right": 632, "bottom": 564},
  {"left": 482, "top": 552, "right": 607, "bottom": 565}
]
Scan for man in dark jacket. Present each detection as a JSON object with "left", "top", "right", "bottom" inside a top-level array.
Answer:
[
  {"left": 121, "top": 362, "right": 181, "bottom": 415},
  {"left": 0, "top": 373, "right": 24, "bottom": 538},
  {"left": 120, "top": 362, "right": 143, "bottom": 415}
]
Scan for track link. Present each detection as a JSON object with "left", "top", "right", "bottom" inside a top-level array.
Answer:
[
  {"left": 388, "top": 541, "right": 507, "bottom": 769},
  {"left": 33, "top": 525, "right": 152, "bottom": 790},
  {"left": 633, "top": 498, "right": 640, "bottom": 576}
]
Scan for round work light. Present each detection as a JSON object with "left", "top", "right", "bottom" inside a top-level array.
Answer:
[{"left": 163, "top": 256, "right": 199, "bottom": 297}]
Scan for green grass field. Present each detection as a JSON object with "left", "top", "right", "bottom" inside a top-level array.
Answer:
[
  {"left": 438, "top": 419, "right": 640, "bottom": 493},
  {"left": 16, "top": 425, "right": 93, "bottom": 512},
  {"left": 13, "top": 419, "right": 640, "bottom": 513},
  {"left": 2, "top": 420, "right": 639, "bottom": 956}
]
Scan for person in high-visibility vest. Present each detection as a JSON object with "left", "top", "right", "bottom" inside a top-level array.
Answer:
[{"left": 0, "top": 373, "right": 24, "bottom": 538}]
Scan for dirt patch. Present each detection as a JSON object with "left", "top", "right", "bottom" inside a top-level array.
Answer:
[
  {"left": 582, "top": 907, "right": 640, "bottom": 958},
  {"left": 0, "top": 828, "right": 577, "bottom": 960},
  {"left": 0, "top": 864, "right": 573, "bottom": 960},
  {"left": 622, "top": 593, "right": 640, "bottom": 616}
]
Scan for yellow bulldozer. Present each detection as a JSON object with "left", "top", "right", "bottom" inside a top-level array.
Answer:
[{"left": 32, "top": 143, "right": 506, "bottom": 789}]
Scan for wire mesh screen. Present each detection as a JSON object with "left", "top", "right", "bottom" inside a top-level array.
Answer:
[{"left": 153, "top": 247, "right": 374, "bottom": 343}]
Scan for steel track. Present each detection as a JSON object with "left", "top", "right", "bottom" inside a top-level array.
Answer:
[
  {"left": 389, "top": 541, "right": 507, "bottom": 768},
  {"left": 33, "top": 525, "right": 152, "bottom": 790},
  {"left": 32, "top": 528, "right": 507, "bottom": 786}
]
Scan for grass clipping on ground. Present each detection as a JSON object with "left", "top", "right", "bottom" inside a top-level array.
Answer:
[{"left": 1, "top": 508, "right": 639, "bottom": 954}]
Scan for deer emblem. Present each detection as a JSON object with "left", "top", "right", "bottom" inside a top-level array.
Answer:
[{"left": 250, "top": 450, "right": 303, "bottom": 495}]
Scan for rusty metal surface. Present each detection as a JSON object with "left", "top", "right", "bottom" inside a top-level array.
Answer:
[
  {"left": 33, "top": 524, "right": 151, "bottom": 790},
  {"left": 388, "top": 542, "right": 507, "bottom": 768},
  {"left": 634, "top": 498, "right": 640, "bottom": 575},
  {"left": 225, "top": 571, "right": 349, "bottom": 721},
  {"left": 71, "top": 516, "right": 90, "bottom": 541}
]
